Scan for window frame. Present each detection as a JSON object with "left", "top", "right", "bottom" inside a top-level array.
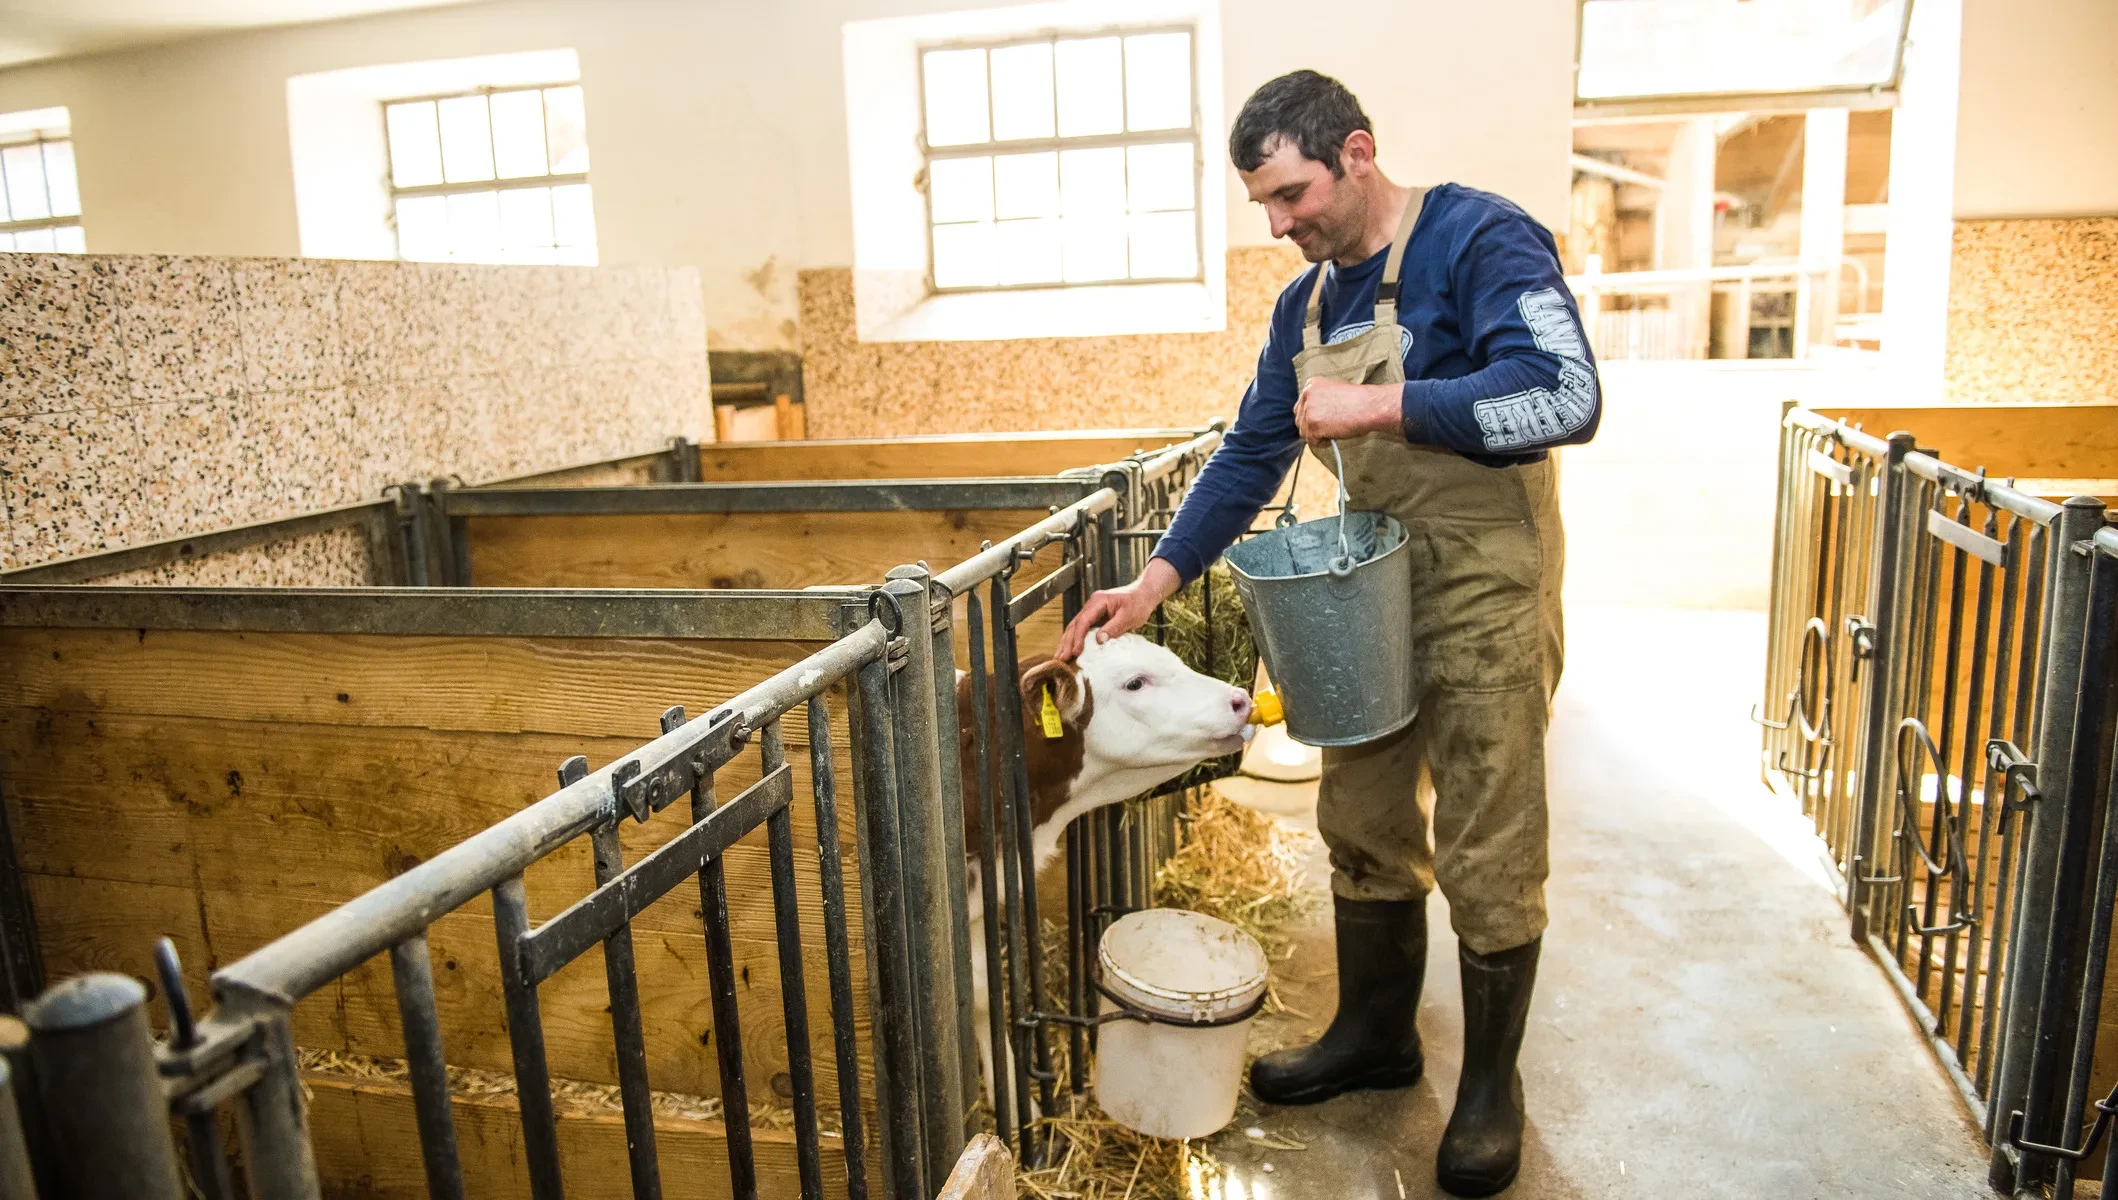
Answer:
[
  {"left": 380, "top": 81, "right": 593, "bottom": 264},
  {"left": 1571, "top": 0, "right": 1916, "bottom": 117},
  {"left": 917, "top": 22, "right": 1206, "bottom": 296},
  {"left": 0, "top": 129, "right": 84, "bottom": 250}
]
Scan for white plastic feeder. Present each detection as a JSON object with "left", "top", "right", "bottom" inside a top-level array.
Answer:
[{"left": 1093, "top": 909, "right": 1269, "bottom": 1139}]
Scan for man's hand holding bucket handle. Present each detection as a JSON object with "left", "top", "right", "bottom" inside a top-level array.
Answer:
[
  {"left": 1057, "top": 557, "right": 1182, "bottom": 661},
  {"left": 1293, "top": 377, "right": 1404, "bottom": 447}
]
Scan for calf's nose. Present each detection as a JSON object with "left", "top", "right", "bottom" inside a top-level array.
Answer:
[{"left": 1229, "top": 691, "right": 1252, "bottom": 718}]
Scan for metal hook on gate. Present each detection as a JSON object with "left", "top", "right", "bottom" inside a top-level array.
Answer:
[
  {"left": 867, "top": 586, "right": 905, "bottom": 637},
  {"left": 154, "top": 937, "right": 198, "bottom": 1050},
  {"left": 2009, "top": 1087, "right": 2118, "bottom": 1164}
]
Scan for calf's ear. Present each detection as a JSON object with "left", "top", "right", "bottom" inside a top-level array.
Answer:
[{"left": 1020, "top": 658, "right": 1090, "bottom": 724}]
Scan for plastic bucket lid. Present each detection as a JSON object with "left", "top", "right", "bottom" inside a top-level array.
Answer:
[{"left": 1099, "top": 909, "right": 1268, "bottom": 1025}]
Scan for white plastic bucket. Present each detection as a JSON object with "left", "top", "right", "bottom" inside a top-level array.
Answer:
[{"left": 1094, "top": 909, "right": 1269, "bottom": 1139}]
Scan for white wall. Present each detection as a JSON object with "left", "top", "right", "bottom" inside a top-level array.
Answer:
[
  {"left": 1878, "top": 0, "right": 1962, "bottom": 400},
  {"left": 1953, "top": 0, "right": 2118, "bottom": 219},
  {"left": 1216, "top": 0, "right": 1574, "bottom": 247},
  {"left": 0, "top": 0, "right": 1575, "bottom": 351}
]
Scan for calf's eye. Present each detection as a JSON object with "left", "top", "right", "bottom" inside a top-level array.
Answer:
[{"left": 1123, "top": 677, "right": 1147, "bottom": 692}]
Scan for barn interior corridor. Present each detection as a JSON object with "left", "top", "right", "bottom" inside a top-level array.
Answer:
[{"left": 1210, "top": 608, "right": 1991, "bottom": 1199}]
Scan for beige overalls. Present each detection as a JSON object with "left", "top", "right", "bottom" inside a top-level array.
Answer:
[{"left": 1293, "top": 189, "right": 1566, "bottom": 956}]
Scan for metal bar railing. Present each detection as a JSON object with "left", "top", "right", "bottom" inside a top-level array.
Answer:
[
  {"left": 932, "top": 425, "right": 1231, "bottom": 1165},
  {"left": 7, "top": 618, "right": 903, "bottom": 1200},
  {"left": 2002, "top": 526, "right": 2118, "bottom": 1200},
  {"left": 1763, "top": 406, "right": 2118, "bottom": 1198}
]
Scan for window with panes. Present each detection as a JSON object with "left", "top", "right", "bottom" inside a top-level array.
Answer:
[
  {"left": 920, "top": 27, "right": 1201, "bottom": 292},
  {"left": 0, "top": 121, "right": 84, "bottom": 253},
  {"left": 383, "top": 84, "right": 595, "bottom": 265}
]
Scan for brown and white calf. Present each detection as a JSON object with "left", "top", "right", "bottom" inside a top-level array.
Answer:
[{"left": 955, "top": 631, "right": 1253, "bottom": 1110}]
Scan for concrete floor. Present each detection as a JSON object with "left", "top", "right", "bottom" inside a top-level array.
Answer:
[{"left": 1199, "top": 609, "right": 1992, "bottom": 1200}]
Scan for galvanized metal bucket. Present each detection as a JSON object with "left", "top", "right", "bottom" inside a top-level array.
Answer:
[{"left": 1223, "top": 450, "right": 1417, "bottom": 746}]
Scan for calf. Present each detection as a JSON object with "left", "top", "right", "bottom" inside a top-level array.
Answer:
[{"left": 955, "top": 631, "right": 1253, "bottom": 1112}]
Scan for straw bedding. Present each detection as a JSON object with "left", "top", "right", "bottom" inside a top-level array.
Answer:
[{"left": 295, "top": 1047, "right": 832, "bottom": 1134}]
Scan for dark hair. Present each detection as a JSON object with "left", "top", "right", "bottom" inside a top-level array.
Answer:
[{"left": 1228, "top": 70, "right": 1372, "bottom": 177}]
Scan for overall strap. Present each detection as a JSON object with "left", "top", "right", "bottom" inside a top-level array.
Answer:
[
  {"left": 1302, "top": 185, "right": 1430, "bottom": 350},
  {"left": 1375, "top": 185, "right": 1427, "bottom": 328}
]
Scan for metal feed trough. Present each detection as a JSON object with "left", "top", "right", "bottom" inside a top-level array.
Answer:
[
  {"left": 0, "top": 425, "right": 1232, "bottom": 1195},
  {"left": 1760, "top": 405, "right": 2118, "bottom": 1198}
]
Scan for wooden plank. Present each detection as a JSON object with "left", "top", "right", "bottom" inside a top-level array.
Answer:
[
  {"left": 0, "top": 708, "right": 863, "bottom": 935},
  {"left": 1809, "top": 403, "right": 2118, "bottom": 482},
  {"left": 698, "top": 431, "right": 1188, "bottom": 482},
  {"left": 936, "top": 1133, "right": 1012, "bottom": 1200},
  {"left": 304, "top": 1072, "right": 855, "bottom": 1200},
  {"left": 460, "top": 509, "right": 1048, "bottom": 591},
  {"left": 0, "top": 629, "right": 831, "bottom": 741}
]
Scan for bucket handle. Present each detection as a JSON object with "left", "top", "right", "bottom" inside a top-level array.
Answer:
[
  {"left": 1024, "top": 970, "right": 1268, "bottom": 1031},
  {"left": 1327, "top": 440, "right": 1356, "bottom": 576}
]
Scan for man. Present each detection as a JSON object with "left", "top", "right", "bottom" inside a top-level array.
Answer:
[{"left": 1058, "top": 71, "right": 1598, "bottom": 1197}]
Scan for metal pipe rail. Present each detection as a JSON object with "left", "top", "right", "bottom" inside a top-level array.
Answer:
[
  {"left": 7, "top": 611, "right": 930, "bottom": 1200},
  {"left": 0, "top": 495, "right": 417, "bottom": 587}
]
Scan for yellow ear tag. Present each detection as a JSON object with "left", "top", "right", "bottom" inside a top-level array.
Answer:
[{"left": 1039, "top": 685, "right": 1065, "bottom": 739}]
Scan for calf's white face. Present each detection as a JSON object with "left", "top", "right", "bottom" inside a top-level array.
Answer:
[{"left": 1069, "top": 631, "right": 1251, "bottom": 796}]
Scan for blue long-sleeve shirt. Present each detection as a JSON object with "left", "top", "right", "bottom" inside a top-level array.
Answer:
[{"left": 1154, "top": 183, "right": 1600, "bottom": 585}]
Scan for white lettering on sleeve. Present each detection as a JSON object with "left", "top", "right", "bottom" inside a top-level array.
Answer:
[{"left": 1471, "top": 288, "right": 1595, "bottom": 451}]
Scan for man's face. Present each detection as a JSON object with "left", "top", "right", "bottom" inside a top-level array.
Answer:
[{"left": 1238, "top": 138, "right": 1364, "bottom": 264}]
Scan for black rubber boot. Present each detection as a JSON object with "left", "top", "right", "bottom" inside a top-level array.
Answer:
[
  {"left": 1437, "top": 938, "right": 1540, "bottom": 1197},
  {"left": 1248, "top": 896, "right": 1425, "bottom": 1105}
]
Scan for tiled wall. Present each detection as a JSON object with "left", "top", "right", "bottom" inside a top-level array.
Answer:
[
  {"left": 1, "top": 254, "right": 710, "bottom": 572},
  {"left": 1946, "top": 218, "right": 2118, "bottom": 405}
]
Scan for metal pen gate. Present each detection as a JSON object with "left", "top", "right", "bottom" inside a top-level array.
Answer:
[
  {"left": 0, "top": 427, "right": 1228, "bottom": 1193},
  {"left": 1850, "top": 451, "right": 2066, "bottom": 1137},
  {"left": 1761, "top": 405, "right": 2118, "bottom": 1198},
  {"left": 0, "top": 582, "right": 985, "bottom": 1200},
  {"left": 1, "top": 605, "right": 956, "bottom": 1200}
]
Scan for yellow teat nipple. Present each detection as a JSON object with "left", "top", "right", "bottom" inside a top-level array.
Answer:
[{"left": 1247, "top": 689, "right": 1284, "bottom": 727}]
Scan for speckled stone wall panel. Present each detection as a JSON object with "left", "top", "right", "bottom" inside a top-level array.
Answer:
[
  {"left": 1946, "top": 218, "right": 2118, "bottom": 406},
  {"left": 799, "top": 246, "right": 1307, "bottom": 439},
  {"left": 1, "top": 253, "right": 710, "bottom": 578},
  {"left": 0, "top": 254, "right": 127, "bottom": 418},
  {"left": 92, "top": 525, "right": 373, "bottom": 588}
]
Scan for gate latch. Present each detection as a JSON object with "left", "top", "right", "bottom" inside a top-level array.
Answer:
[
  {"left": 1987, "top": 739, "right": 2041, "bottom": 813},
  {"left": 1845, "top": 616, "right": 1877, "bottom": 681}
]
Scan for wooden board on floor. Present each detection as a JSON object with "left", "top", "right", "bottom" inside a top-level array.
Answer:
[
  {"left": 697, "top": 430, "right": 1190, "bottom": 483},
  {"left": 304, "top": 1072, "right": 858, "bottom": 1200},
  {"left": 1809, "top": 402, "right": 2118, "bottom": 482}
]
